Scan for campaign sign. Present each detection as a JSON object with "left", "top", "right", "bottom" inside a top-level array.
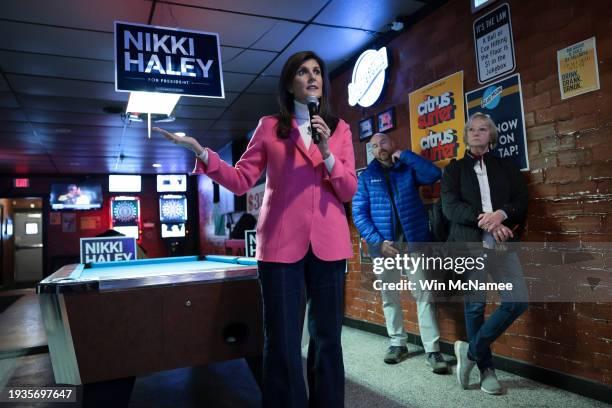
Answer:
[
  {"left": 245, "top": 230, "right": 256, "bottom": 258},
  {"left": 465, "top": 73, "right": 528, "bottom": 170},
  {"left": 473, "top": 3, "right": 515, "bottom": 84},
  {"left": 115, "top": 21, "right": 224, "bottom": 98},
  {"left": 80, "top": 236, "right": 137, "bottom": 263}
]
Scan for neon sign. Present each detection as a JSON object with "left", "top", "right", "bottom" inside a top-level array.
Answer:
[{"left": 348, "top": 47, "right": 388, "bottom": 107}]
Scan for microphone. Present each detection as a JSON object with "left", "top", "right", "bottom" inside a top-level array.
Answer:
[{"left": 306, "top": 96, "right": 320, "bottom": 144}]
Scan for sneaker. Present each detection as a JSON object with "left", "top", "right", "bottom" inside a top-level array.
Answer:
[
  {"left": 480, "top": 368, "right": 503, "bottom": 395},
  {"left": 384, "top": 346, "right": 409, "bottom": 364},
  {"left": 454, "top": 340, "right": 476, "bottom": 389},
  {"left": 426, "top": 352, "right": 449, "bottom": 374}
]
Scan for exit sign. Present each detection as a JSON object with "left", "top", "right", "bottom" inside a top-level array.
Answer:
[{"left": 14, "top": 178, "right": 29, "bottom": 188}]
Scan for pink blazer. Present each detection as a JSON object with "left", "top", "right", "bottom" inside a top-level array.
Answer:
[{"left": 193, "top": 115, "right": 357, "bottom": 263}]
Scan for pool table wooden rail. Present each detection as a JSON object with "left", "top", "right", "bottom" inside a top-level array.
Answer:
[{"left": 38, "top": 262, "right": 263, "bottom": 385}]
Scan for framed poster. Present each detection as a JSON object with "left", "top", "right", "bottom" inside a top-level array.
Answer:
[
  {"left": 377, "top": 106, "right": 396, "bottom": 133},
  {"left": 61, "top": 212, "right": 76, "bottom": 233},
  {"left": 359, "top": 117, "right": 374, "bottom": 141},
  {"left": 557, "top": 37, "right": 600, "bottom": 100}
]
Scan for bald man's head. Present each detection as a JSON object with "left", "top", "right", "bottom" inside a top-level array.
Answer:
[{"left": 370, "top": 133, "right": 395, "bottom": 166}]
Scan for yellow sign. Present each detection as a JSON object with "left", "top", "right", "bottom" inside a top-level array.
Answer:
[
  {"left": 408, "top": 71, "right": 466, "bottom": 168},
  {"left": 557, "top": 37, "right": 600, "bottom": 100}
]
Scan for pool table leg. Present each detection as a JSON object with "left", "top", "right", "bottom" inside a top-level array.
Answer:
[
  {"left": 245, "top": 355, "right": 263, "bottom": 391},
  {"left": 81, "top": 376, "right": 136, "bottom": 407}
]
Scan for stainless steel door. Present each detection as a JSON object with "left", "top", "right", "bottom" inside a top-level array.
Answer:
[{"left": 14, "top": 211, "right": 43, "bottom": 282}]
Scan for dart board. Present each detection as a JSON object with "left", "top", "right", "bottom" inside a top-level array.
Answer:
[
  {"left": 159, "top": 195, "right": 187, "bottom": 223},
  {"left": 112, "top": 199, "right": 139, "bottom": 226}
]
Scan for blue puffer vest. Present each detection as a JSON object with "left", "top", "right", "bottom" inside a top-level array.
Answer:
[{"left": 352, "top": 150, "right": 441, "bottom": 243}]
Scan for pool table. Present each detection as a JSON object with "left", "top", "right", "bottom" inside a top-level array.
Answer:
[{"left": 37, "top": 255, "right": 263, "bottom": 387}]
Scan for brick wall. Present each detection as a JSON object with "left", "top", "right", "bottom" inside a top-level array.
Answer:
[{"left": 333, "top": 0, "right": 611, "bottom": 385}]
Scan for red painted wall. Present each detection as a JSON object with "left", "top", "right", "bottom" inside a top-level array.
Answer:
[{"left": 0, "top": 174, "right": 199, "bottom": 280}]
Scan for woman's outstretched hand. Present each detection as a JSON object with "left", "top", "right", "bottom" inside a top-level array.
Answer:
[{"left": 152, "top": 127, "right": 204, "bottom": 155}]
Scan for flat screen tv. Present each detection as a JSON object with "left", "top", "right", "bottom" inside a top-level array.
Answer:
[{"left": 50, "top": 182, "right": 103, "bottom": 210}]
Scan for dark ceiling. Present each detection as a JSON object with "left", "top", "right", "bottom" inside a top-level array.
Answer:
[{"left": 0, "top": 0, "right": 431, "bottom": 175}]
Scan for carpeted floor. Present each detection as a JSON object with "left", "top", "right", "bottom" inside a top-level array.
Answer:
[
  {"left": 0, "top": 294, "right": 607, "bottom": 408},
  {"left": 0, "top": 295, "right": 22, "bottom": 314},
  {"left": 340, "top": 326, "right": 608, "bottom": 408}
]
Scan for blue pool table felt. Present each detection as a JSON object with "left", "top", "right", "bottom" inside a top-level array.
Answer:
[{"left": 60, "top": 255, "right": 257, "bottom": 282}]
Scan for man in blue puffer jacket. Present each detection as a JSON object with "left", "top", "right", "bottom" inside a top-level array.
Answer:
[{"left": 353, "top": 132, "right": 448, "bottom": 374}]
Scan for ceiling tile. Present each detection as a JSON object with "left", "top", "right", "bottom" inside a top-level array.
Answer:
[
  {"left": 0, "top": 131, "right": 37, "bottom": 142},
  {"left": 0, "top": 154, "right": 56, "bottom": 174},
  {"left": 174, "top": 104, "right": 226, "bottom": 120},
  {"left": 151, "top": 3, "right": 303, "bottom": 51},
  {"left": 0, "top": 108, "right": 27, "bottom": 122},
  {"left": 314, "top": 0, "right": 425, "bottom": 32},
  {"left": 164, "top": 0, "right": 328, "bottom": 21},
  {"left": 26, "top": 110, "right": 126, "bottom": 127},
  {"left": 0, "top": 20, "right": 114, "bottom": 60},
  {"left": 0, "top": 121, "right": 33, "bottom": 133},
  {"left": 263, "top": 25, "right": 371, "bottom": 76},
  {"left": 148, "top": 118, "right": 215, "bottom": 132},
  {"left": 7, "top": 74, "right": 127, "bottom": 101},
  {"left": 0, "top": 0, "right": 430, "bottom": 176},
  {"left": 220, "top": 46, "right": 244, "bottom": 62},
  {"left": 222, "top": 49, "right": 278, "bottom": 74},
  {"left": 244, "top": 76, "right": 278, "bottom": 94},
  {"left": 0, "top": 50, "right": 115, "bottom": 82},
  {"left": 0, "top": 0, "right": 150, "bottom": 32},
  {"left": 0, "top": 146, "right": 48, "bottom": 155},
  {"left": 179, "top": 92, "right": 239, "bottom": 108},
  {"left": 222, "top": 72, "right": 256, "bottom": 92},
  {"left": 251, "top": 21, "right": 305, "bottom": 52},
  {"left": 209, "top": 120, "right": 258, "bottom": 131},
  {"left": 0, "top": 93, "right": 20, "bottom": 108},
  {"left": 0, "top": 77, "right": 11, "bottom": 92},
  {"left": 18, "top": 95, "right": 124, "bottom": 115},
  {"left": 220, "top": 94, "right": 278, "bottom": 121}
]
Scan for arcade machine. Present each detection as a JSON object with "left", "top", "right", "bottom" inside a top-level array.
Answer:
[
  {"left": 157, "top": 175, "right": 188, "bottom": 255},
  {"left": 109, "top": 196, "right": 141, "bottom": 241}
]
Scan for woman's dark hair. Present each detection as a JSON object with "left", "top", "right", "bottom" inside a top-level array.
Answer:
[{"left": 276, "top": 51, "right": 339, "bottom": 139}]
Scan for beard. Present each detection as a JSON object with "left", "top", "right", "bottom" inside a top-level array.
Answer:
[{"left": 375, "top": 149, "right": 392, "bottom": 164}]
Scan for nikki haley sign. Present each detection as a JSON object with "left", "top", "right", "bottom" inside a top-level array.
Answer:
[{"left": 115, "top": 21, "right": 224, "bottom": 98}]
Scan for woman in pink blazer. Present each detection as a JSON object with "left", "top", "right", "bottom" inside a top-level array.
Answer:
[{"left": 155, "top": 50, "right": 356, "bottom": 408}]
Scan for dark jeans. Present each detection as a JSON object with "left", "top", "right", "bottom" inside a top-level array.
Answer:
[
  {"left": 464, "top": 251, "right": 529, "bottom": 370},
  {"left": 258, "top": 248, "right": 346, "bottom": 408}
]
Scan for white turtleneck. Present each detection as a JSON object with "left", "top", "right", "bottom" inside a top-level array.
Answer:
[{"left": 197, "top": 100, "right": 335, "bottom": 173}]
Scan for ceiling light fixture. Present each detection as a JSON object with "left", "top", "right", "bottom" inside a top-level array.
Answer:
[
  {"left": 152, "top": 163, "right": 162, "bottom": 168},
  {"left": 127, "top": 113, "right": 143, "bottom": 122},
  {"left": 390, "top": 21, "right": 404, "bottom": 31},
  {"left": 126, "top": 92, "right": 180, "bottom": 116},
  {"left": 153, "top": 115, "right": 176, "bottom": 123},
  {"left": 126, "top": 92, "right": 181, "bottom": 139}
]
